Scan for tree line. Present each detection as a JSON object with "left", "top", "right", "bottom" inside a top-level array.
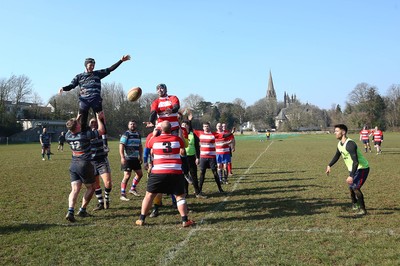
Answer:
[{"left": 1, "top": 74, "right": 400, "bottom": 138}]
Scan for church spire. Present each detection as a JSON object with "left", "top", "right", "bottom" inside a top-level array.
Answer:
[{"left": 266, "top": 70, "right": 276, "bottom": 99}]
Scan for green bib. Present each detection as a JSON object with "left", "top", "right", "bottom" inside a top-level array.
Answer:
[
  {"left": 337, "top": 138, "right": 369, "bottom": 171},
  {"left": 186, "top": 132, "right": 196, "bottom": 156}
]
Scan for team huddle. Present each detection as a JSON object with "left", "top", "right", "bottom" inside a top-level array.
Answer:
[{"left": 55, "top": 55, "right": 235, "bottom": 227}]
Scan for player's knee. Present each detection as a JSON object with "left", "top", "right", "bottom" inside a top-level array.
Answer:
[{"left": 176, "top": 198, "right": 187, "bottom": 207}]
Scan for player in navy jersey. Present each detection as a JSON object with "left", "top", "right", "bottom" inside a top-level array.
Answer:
[
  {"left": 59, "top": 54, "right": 130, "bottom": 150},
  {"left": 119, "top": 120, "right": 143, "bottom": 201},
  {"left": 57, "top": 131, "right": 65, "bottom": 152},
  {"left": 89, "top": 118, "right": 112, "bottom": 211},
  {"left": 64, "top": 113, "right": 105, "bottom": 222},
  {"left": 39, "top": 127, "right": 52, "bottom": 160}
]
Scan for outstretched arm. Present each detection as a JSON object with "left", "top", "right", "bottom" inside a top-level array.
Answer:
[{"left": 108, "top": 55, "right": 131, "bottom": 72}]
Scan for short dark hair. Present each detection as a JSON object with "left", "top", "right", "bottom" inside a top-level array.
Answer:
[
  {"left": 84, "top": 58, "right": 95, "bottom": 66},
  {"left": 334, "top": 124, "right": 348, "bottom": 133},
  {"left": 156, "top": 83, "right": 167, "bottom": 91}
]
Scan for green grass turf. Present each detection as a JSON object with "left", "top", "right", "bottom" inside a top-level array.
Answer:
[{"left": 0, "top": 132, "right": 399, "bottom": 265}]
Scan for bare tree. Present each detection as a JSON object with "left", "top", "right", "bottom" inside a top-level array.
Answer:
[
  {"left": 232, "top": 98, "right": 246, "bottom": 131},
  {"left": 9, "top": 74, "right": 32, "bottom": 103},
  {"left": 182, "top": 94, "right": 205, "bottom": 111},
  {"left": 385, "top": 84, "right": 400, "bottom": 128}
]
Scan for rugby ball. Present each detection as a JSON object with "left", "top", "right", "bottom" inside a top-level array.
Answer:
[{"left": 127, "top": 87, "right": 142, "bottom": 102}]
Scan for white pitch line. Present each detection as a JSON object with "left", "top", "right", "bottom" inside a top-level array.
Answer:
[
  {"left": 30, "top": 221, "right": 397, "bottom": 237},
  {"left": 160, "top": 141, "right": 275, "bottom": 266}
]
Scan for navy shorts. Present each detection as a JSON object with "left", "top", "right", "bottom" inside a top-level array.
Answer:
[
  {"left": 147, "top": 173, "right": 185, "bottom": 195},
  {"left": 93, "top": 157, "right": 111, "bottom": 176},
  {"left": 79, "top": 96, "right": 103, "bottom": 113},
  {"left": 374, "top": 141, "right": 382, "bottom": 146},
  {"left": 121, "top": 159, "right": 142, "bottom": 172},
  {"left": 349, "top": 167, "right": 369, "bottom": 190},
  {"left": 69, "top": 159, "right": 95, "bottom": 184},
  {"left": 362, "top": 140, "right": 370, "bottom": 144}
]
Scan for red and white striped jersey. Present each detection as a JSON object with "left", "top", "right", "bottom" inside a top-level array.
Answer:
[
  {"left": 372, "top": 130, "right": 383, "bottom": 142},
  {"left": 359, "top": 129, "right": 370, "bottom": 140},
  {"left": 148, "top": 133, "right": 184, "bottom": 174},
  {"left": 150, "top": 95, "right": 180, "bottom": 131},
  {"left": 193, "top": 130, "right": 220, "bottom": 158},
  {"left": 215, "top": 131, "right": 231, "bottom": 155}
]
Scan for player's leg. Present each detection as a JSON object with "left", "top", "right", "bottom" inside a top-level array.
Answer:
[
  {"left": 129, "top": 165, "right": 143, "bottom": 196},
  {"left": 198, "top": 159, "right": 207, "bottom": 195},
  {"left": 187, "top": 155, "right": 200, "bottom": 194},
  {"left": 66, "top": 180, "right": 82, "bottom": 222},
  {"left": 93, "top": 174, "right": 105, "bottom": 211},
  {"left": 150, "top": 193, "right": 163, "bottom": 218},
  {"left": 354, "top": 189, "right": 366, "bottom": 215},
  {"left": 120, "top": 169, "right": 131, "bottom": 201},
  {"left": 210, "top": 159, "right": 223, "bottom": 193},
  {"left": 351, "top": 168, "right": 369, "bottom": 215},
  {"left": 349, "top": 188, "right": 359, "bottom": 210},
  {"left": 136, "top": 191, "right": 157, "bottom": 225},
  {"left": 78, "top": 182, "right": 95, "bottom": 217},
  {"left": 47, "top": 145, "right": 51, "bottom": 160},
  {"left": 93, "top": 100, "right": 108, "bottom": 150},
  {"left": 101, "top": 171, "right": 112, "bottom": 209},
  {"left": 175, "top": 175, "right": 195, "bottom": 227},
  {"left": 41, "top": 146, "right": 45, "bottom": 160},
  {"left": 176, "top": 194, "right": 195, "bottom": 227}
]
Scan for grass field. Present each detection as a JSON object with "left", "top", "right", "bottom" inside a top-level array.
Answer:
[{"left": 1, "top": 132, "right": 399, "bottom": 265}]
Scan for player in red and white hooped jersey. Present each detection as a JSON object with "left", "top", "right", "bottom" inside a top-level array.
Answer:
[
  {"left": 135, "top": 121, "right": 195, "bottom": 227},
  {"left": 193, "top": 122, "right": 235, "bottom": 196},
  {"left": 370, "top": 126, "right": 384, "bottom": 154},
  {"left": 222, "top": 123, "right": 235, "bottom": 177},
  {"left": 359, "top": 125, "right": 372, "bottom": 153},
  {"left": 215, "top": 123, "right": 233, "bottom": 184},
  {"left": 144, "top": 84, "right": 181, "bottom": 135}
]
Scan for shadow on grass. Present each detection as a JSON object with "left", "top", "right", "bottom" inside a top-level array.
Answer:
[
  {"left": 200, "top": 196, "right": 341, "bottom": 224},
  {"left": 242, "top": 170, "right": 307, "bottom": 176},
  {"left": 0, "top": 223, "right": 58, "bottom": 235}
]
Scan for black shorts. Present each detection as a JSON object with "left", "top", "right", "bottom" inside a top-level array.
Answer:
[
  {"left": 121, "top": 159, "right": 141, "bottom": 172},
  {"left": 69, "top": 159, "right": 95, "bottom": 184},
  {"left": 147, "top": 173, "right": 185, "bottom": 195},
  {"left": 93, "top": 157, "right": 111, "bottom": 175},
  {"left": 200, "top": 157, "right": 217, "bottom": 171}
]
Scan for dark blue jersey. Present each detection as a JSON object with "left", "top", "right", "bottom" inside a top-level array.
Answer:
[
  {"left": 65, "top": 130, "right": 100, "bottom": 161},
  {"left": 40, "top": 133, "right": 51, "bottom": 145},
  {"left": 91, "top": 135, "right": 108, "bottom": 160},
  {"left": 65, "top": 69, "right": 110, "bottom": 100},
  {"left": 58, "top": 135, "right": 66, "bottom": 143}
]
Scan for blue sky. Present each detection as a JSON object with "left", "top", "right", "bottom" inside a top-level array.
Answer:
[{"left": 1, "top": 1, "right": 399, "bottom": 109}]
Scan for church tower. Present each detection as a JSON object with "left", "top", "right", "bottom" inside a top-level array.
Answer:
[{"left": 266, "top": 70, "right": 276, "bottom": 99}]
